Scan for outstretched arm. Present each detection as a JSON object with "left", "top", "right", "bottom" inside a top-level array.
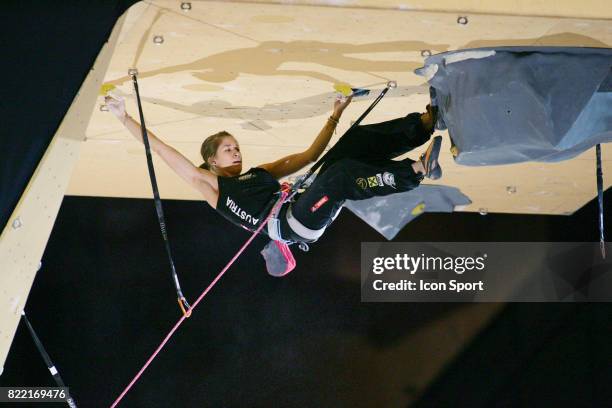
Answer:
[
  {"left": 105, "top": 96, "right": 218, "bottom": 204},
  {"left": 260, "top": 95, "right": 353, "bottom": 179}
]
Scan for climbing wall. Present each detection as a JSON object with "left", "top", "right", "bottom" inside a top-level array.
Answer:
[
  {"left": 69, "top": 0, "right": 612, "bottom": 216},
  {"left": 0, "top": 11, "right": 127, "bottom": 375}
]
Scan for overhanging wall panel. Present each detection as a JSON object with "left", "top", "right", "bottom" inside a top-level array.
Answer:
[{"left": 0, "top": 11, "right": 128, "bottom": 373}]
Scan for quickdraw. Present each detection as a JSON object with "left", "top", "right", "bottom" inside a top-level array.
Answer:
[{"left": 131, "top": 73, "right": 192, "bottom": 317}]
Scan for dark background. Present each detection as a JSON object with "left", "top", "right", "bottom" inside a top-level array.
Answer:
[
  {"left": 1, "top": 1, "right": 611, "bottom": 407},
  {"left": 2, "top": 193, "right": 611, "bottom": 407}
]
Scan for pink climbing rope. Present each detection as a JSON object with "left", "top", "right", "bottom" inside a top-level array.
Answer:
[{"left": 110, "top": 191, "right": 289, "bottom": 407}]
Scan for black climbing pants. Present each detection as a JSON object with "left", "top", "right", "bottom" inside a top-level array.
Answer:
[{"left": 286, "top": 112, "right": 432, "bottom": 233}]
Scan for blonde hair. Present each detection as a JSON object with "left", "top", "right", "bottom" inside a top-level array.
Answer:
[{"left": 199, "top": 131, "right": 232, "bottom": 171}]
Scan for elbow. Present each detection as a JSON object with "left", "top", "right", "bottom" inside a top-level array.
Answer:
[{"left": 304, "top": 150, "right": 319, "bottom": 163}]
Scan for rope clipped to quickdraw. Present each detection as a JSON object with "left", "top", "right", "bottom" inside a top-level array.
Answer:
[
  {"left": 595, "top": 143, "right": 606, "bottom": 259},
  {"left": 21, "top": 311, "right": 78, "bottom": 408},
  {"left": 131, "top": 72, "right": 191, "bottom": 316}
]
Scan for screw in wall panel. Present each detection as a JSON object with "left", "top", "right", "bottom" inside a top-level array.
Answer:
[{"left": 12, "top": 217, "right": 22, "bottom": 229}]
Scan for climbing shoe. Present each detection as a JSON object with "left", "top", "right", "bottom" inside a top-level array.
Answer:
[{"left": 420, "top": 136, "right": 442, "bottom": 180}]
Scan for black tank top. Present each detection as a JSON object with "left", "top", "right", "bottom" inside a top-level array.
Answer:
[{"left": 216, "top": 167, "right": 280, "bottom": 231}]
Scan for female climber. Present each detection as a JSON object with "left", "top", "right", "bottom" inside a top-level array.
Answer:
[{"left": 104, "top": 93, "right": 441, "bottom": 244}]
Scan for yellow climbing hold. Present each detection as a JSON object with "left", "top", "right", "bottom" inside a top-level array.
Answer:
[
  {"left": 411, "top": 202, "right": 426, "bottom": 216},
  {"left": 450, "top": 145, "right": 459, "bottom": 158},
  {"left": 449, "top": 137, "right": 460, "bottom": 157},
  {"left": 99, "top": 83, "right": 116, "bottom": 96},
  {"left": 334, "top": 83, "right": 353, "bottom": 96}
]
